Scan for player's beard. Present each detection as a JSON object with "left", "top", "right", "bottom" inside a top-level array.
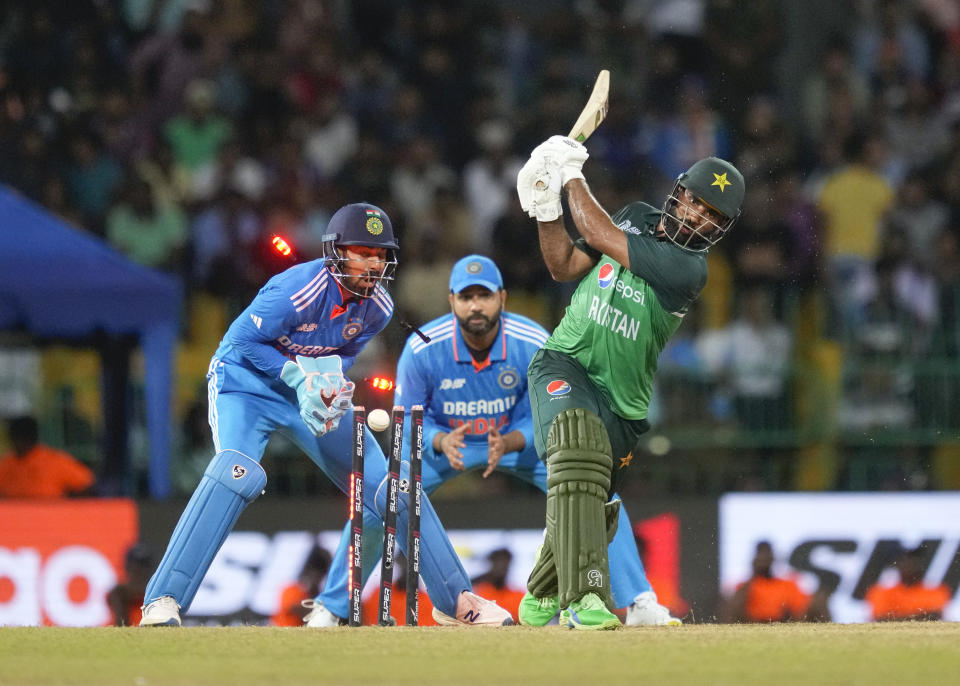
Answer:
[
  {"left": 342, "top": 270, "right": 381, "bottom": 298},
  {"left": 456, "top": 305, "right": 501, "bottom": 337}
]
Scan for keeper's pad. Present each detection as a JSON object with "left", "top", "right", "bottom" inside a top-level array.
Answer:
[
  {"left": 143, "top": 450, "right": 266, "bottom": 611},
  {"left": 544, "top": 408, "right": 613, "bottom": 609},
  {"left": 526, "top": 498, "right": 621, "bottom": 599}
]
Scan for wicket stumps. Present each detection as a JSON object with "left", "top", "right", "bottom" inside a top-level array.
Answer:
[
  {"left": 348, "top": 406, "right": 365, "bottom": 627},
  {"left": 377, "top": 407, "right": 404, "bottom": 626},
  {"left": 349, "top": 404, "right": 422, "bottom": 626},
  {"left": 405, "top": 406, "right": 423, "bottom": 626}
]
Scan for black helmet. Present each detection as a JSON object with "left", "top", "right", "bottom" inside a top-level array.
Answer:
[
  {"left": 661, "top": 157, "right": 744, "bottom": 252},
  {"left": 321, "top": 203, "right": 398, "bottom": 297}
]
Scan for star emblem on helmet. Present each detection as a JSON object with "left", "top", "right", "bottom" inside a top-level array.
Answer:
[{"left": 711, "top": 172, "right": 731, "bottom": 192}]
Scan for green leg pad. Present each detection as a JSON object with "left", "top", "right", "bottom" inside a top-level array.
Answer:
[
  {"left": 526, "top": 541, "right": 558, "bottom": 598},
  {"left": 528, "top": 498, "right": 621, "bottom": 599},
  {"left": 605, "top": 499, "right": 621, "bottom": 543},
  {"left": 544, "top": 409, "right": 614, "bottom": 609}
]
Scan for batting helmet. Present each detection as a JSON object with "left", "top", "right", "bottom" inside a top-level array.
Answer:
[{"left": 661, "top": 157, "right": 744, "bottom": 252}]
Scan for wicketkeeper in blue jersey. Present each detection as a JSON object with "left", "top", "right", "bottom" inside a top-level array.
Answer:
[
  {"left": 302, "top": 255, "right": 681, "bottom": 627},
  {"left": 140, "top": 204, "right": 512, "bottom": 627}
]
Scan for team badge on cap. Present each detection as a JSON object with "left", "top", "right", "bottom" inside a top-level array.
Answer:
[
  {"left": 365, "top": 208, "right": 384, "bottom": 235},
  {"left": 546, "top": 380, "right": 571, "bottom": 396},
  {"left": 466, "top": 261, "right": 483, "bottom": 274},
  {"left": 597, "top": 263, "right": 615, "bottom": 289},
  {"left": 342, "top": 322, "right": 363, "bottom": 340}
]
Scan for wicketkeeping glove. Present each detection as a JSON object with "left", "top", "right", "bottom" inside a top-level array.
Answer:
[{"left": 281, "top": 355, "right": 355, "bottom": 436}]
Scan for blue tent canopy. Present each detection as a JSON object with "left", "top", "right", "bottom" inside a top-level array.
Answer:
[{"left": 0, "top": 186, "right": 181, "bottom": 498}]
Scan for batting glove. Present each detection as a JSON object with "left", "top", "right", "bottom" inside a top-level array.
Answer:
[
  {"left": 530, "top": 135, "right": 589, "bottom": 186},
  {"left": 518, "top": 156, "right": 564, "bottom": 221}
]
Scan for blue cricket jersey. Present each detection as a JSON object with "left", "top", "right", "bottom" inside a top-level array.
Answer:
[
  {"left": 213, "top": 259, "right": 394, "bottom": 378},
  {"left": 394, "top": 311, "right": 549, "bottom": 453}
]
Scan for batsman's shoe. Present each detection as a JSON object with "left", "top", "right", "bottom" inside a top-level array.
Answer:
[
  {"left": 140, "top": 596, "right": 181, "bottom": 627},
  {"left": 518, "top": 592, "right": 560, "bottom": 626},
  {"left": 559, "top": 593, "right": 621, "bottom": 631},
  {"left": 625, "top": 591, "right": 682, "bottom": 626},
  {"left": 302, "top": 599, "right": 343, "bottom": 628},
  {"left": 432, "top": 591, "right": 514, "bottom": 627}
]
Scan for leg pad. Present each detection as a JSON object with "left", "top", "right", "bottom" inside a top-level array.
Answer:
[
  {"left": 143, "top": 450, "right": 266, "bottom": 611},
  {"left": 542, "top": 409, "right": 614, "bottom": 608}
]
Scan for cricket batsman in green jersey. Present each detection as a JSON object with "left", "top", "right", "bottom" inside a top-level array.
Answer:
[{"left": 516, "top": 135, "right": 745, "bottom": 629}]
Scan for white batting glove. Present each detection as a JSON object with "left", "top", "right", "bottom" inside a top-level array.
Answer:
[
  {"left": 530, "top": 135, "right": 589, "bottom": 186},
  {"left": 516, "top": 156, "right": 541, "bottom": 218},
  {"left": 531, "top": 162, "right": 563, "bottom": 222},
  {"left": 518, "top": 156, "right": 563, "bottom": 221}
]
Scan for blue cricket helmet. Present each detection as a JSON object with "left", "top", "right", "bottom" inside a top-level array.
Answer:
[{"left": 321, "top": 203, "right": 399, "bottom": 298}]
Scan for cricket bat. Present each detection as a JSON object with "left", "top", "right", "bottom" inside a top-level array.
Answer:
[
  {"left": 533, "top": 70, "right": 610, "bottom": 191},
  {"left": 568, "top": 69, "right": 610, "bottom": 142}
]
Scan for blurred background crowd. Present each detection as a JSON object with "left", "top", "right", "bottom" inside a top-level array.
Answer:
[{"left": 3, "top": 0, "right": 960, "bottom": 499}]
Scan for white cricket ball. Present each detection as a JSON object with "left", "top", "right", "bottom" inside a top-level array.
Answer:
[{"left": 368, "top": 408, "right": 390, "bottom": 432}]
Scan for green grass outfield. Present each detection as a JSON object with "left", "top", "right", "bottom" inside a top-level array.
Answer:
[{"left": 2, "top": 623, "right": 959, "bottom": 686}]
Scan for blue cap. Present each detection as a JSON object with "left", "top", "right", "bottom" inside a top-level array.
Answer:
[{"left": 449, "top": 255, "right": 503, "bottom": 293}]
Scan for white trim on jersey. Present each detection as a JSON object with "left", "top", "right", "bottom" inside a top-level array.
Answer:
[
  {"left": 207, "top": 357, "right": 222, "bottom": 453},
  {"left": 291, "top": 270, "right": 329, "bottom": 312},
  {"left": 503, "top": 316, "right": 549, "bottom": 346},
  {"left": 411, "top": 320, "right": 454, "bottom": 353},
  {"left": 372, "top": 284, "right": 394, "bottom": 317}
]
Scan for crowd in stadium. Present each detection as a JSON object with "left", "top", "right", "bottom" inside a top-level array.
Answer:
[{"left": 3, "top": 0, "right": 960, "bottom": 496}]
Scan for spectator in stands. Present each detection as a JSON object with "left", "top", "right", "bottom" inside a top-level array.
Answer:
[
  {"left": 0, "top": 415, "right": 95, "bottom": 498},
  {"left": 462, "top": 119, "right": 524, "bottom": 250},
  {"left": 163, "top": 79, "right": 234, "bottom": 202},
  {"left": 816, "top": 130, "right": 896, "bottom": 335},
  {"left": 700, "top": 287, "right": 794, "bottom": 431},
  {"left": 272, "top": 546, "right": 332, "bottom": 627},
  {"left": 801, "top": 35, "right": 871, "bottom": 145},
  {"left": 105, "top": 176, "right": 188, "bottom": 273},
  {"left": 107, "top": 544, "right": 154, "bottom": 627},
  {"left": 720, "top": 541, "right": 832, "bottom": 623},
  {"left": 865, "top": 545, "right": 951, "bottom": 621}
]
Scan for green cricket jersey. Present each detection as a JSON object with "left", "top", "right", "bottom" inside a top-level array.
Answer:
[{"left": 544, "top": 201, "right": 707, "bottom": 419}]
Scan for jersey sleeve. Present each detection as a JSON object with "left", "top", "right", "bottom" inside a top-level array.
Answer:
[
  {"left": 225, "top": 282, "right": 300, "bottom": 377},
  {"left": 625, "top": 233, "right": 707, "bottom": 313},
  {"left": 394, "top": 340, "right": 443, "bottom": 451}
]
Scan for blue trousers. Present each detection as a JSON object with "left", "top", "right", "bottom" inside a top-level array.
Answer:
[{"left": 144, "top": 359, "right": 468, "bottom": 616}]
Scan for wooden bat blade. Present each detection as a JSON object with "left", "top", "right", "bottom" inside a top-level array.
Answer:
[{"left": 568, "top": 69, "right": 610, "bottom": 142}]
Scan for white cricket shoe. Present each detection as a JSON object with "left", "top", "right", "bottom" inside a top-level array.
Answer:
[
  {"left": 302, "top": 599, "right": 342, "bottom": 627},
  {"left": 140, "top": 596, "right": 181, "bottom": 627},
  {"left": 432, "top": 591, "right": 514, "bottom": 627},
  {"left": 625, "top": 591, "right": 682, "bottom": 626}
]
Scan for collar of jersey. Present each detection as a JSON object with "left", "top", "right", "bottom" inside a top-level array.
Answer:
[{"left": 451, "top": 317, "right": 507, "bottom": 369}]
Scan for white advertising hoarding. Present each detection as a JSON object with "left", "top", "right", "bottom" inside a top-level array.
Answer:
[
  {"left": 187, "top": 528, "right": 545, "bottom": 619},
  {"left": 719, "top": 493, "right": 960, "bottom": 623}
]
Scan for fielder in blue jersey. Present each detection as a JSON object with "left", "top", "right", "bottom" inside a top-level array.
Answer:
[
  {"left": 303, "top": 255, "right": 680, "bottom": 627},
  {"left": 139, "top": 204, "right": 512, "bottom": 627}
]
